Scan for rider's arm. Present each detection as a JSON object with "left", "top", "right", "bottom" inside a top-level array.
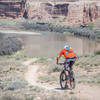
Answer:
[
  {"left": 56, "top": 55, "right": 60, "bottom": 64},
  {"left": 56, "top": 49, "right": 64, "bottom": 64}
]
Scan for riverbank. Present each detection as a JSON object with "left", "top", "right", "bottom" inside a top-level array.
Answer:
[
  {"left": 0, "top": 50, "right": 100, "bottom": 100},
  {"left": 0, "top": 19, "right": 100, "bottom": 40},
  {"left": 0, "top": 30, "right": 40, "bottom": 35}
]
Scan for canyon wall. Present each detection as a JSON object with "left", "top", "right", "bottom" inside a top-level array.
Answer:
[
  {"left": 65, "top": 2, "right": 100, "bottom": 26},
  {"left": 0, "top": 0, "right": 100, "bottom": 26},
  {"left": 0, "top": 0, "right": 26, "bottom": 19},
  {"left": 26, "top": 1, "right": 100, "bottom": 26}
]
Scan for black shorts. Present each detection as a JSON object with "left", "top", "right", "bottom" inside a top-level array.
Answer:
[{"left": 64, "top": 58, "right": 75, "bottom": 71}]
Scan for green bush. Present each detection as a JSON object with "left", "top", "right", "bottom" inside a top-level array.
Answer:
[
  {"left": 88, "top": 21, "right": 94, "bottom": 30},
  {"left": 0, "top": 19, "right": 99, "bottom": 39},
  {"left": 95, "top": 50, "right": 100, "bottom": 55},
  {"left": 68, "top": 27, "right": 95, "bottom": 38},
  {"left": 22, "top": 21, "right": 97, "bottom": 38},
  {"left": 21, "top": 21, "right": 66, "bottom": 33},
  {"left": 25, "top": 96, "right": 34, "bottom": 100},
  {"left": 39, "top": 76, "right": 49, "bottom": 82},
  {"left": 0, "top": 96, "right": 22, "bottom": 100},
  {"left": 4, "top": 81, "right": 27, "bottom": 90},
  {"left": 48, "top": 65, "right": 62, "bottom": 73}
]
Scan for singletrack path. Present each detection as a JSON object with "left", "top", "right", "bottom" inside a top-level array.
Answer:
[
  {"left": 23, "top": 58, "right": 56, "bottom": 90},
  {"left": 24, "top": 58, "right": 39, "bottom": 85},
  {"left": 23, "top": 58, "right": 100, "bottom": 100}
]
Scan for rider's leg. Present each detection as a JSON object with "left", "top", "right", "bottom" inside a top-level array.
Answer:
[
  {"left": 65, "top": 70, "right": 70, "bottom": 83},
  {"left": 64, "top": 62, "right": 70, "bottom": 87},
  {"left": 70, "top": 61, "right": 75, "bottom": 71}
]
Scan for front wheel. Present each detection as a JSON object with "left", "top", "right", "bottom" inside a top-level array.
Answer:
[
  {"left": 60, "top": 70, "right": 67, "bottom": 89},
  {"left": 70, "top": 71, "right": 76, "bottom": 89}
]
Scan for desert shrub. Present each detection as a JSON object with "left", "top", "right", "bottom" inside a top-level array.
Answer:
[
  {"left": 88, "top": 21, "right": 94, "bottom": 30},
  {"left": 33, "top": 57, "right": 47, "bottom": 64},
  {"left": 0, "top": 19, "right": 19, "bottom": 26},
  {"left": 39, "top": 75, "right": 50, "bottom": 82},
  {"left": 25, "top": 96, "right": 34, "bottom": 100},
  {"left": 4, "top": 81, "right": 27, "bottom": 91},
  {"left": 0, "top": 37, "right": 22, "bottom": 55},
  {"left": 49, "top": 65, "right": 62, "bottom": 73},
  {"left": 95, "top": 50, "right": 100, "bottom": 55},
  {"left": 43, "top": 93, "right": 78, "bottom": 100},
  {"left": 0, "top": 82, "right": 5, "bottom": 89},
  {"left": 21, "top": 21, "right": 66, "bottom": 33},
  {"left": 43, "top": 94, "right": 64, "bottom": 100},
  {"left": 94, "top": 30, "right": 100, "bottom": 40},
  {"left": 30, "top": 86, "right": 41, "bottom": 93},
  {"left": 22, "top": 21, "right": 98, "bottom": 38},
  {"left": 0, "top": 96, "right": 22, "bottom": 100},
  {"left": 68, "top": 27, "right": 95, "bottom": 38}
]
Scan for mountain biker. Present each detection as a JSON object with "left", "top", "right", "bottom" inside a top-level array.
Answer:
[{"left": 56, "top": 45, "right": 77, "bottom": 88}]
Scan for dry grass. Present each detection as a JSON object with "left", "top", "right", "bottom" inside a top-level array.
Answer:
[
  {"left": 0, "top": 50, "right": 100, "bottom": 100},
  {"left": 35, "top": 55, "right": 100, "bottom": 86}
]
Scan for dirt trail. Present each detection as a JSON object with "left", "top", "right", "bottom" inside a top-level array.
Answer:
[
  {"left": 24, "top": 58, "right": 38, "bottom": 85},
  {"left": 23, "top": 58, "right": 56, "bottom": 90},
  {"left": 24, "top": 59, "right": 100, "bottom": 100}
]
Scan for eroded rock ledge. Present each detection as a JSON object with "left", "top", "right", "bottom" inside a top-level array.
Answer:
[{"left": 0, "top": 0, "right": 100, "bottom": 26}]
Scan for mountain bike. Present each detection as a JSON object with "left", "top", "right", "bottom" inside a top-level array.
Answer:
[{"left": 58, "top": 62, "right": 76, "bottom": 89}]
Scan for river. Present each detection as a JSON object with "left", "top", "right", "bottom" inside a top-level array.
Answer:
[{"left": 0, "top": 33, "right": 100, "bottom": 57}]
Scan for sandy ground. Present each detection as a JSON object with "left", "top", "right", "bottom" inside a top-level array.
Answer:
[{"left": 24, "top": 58, "right": 100, "bottom": 100}]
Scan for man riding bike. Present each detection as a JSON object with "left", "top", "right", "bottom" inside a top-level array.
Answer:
[{"left": 56, "top": 45, "right": 77, "bottom": 88}]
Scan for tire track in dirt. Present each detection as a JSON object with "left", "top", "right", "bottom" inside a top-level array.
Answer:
[{"left": 23, "top": 58, "right": 56, "bottom": 90}]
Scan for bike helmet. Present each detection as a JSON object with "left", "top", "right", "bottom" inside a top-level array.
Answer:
[{"left": 64, "top": 45, "right": 70, "bottom": 50}]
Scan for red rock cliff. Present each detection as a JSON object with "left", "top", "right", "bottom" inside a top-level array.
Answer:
[
  {"left": 0, "top": 0, "right": 100, "bottom": 26},
  {"left": 0, "top": 0, "right": 26, "bottom": 18},
  {"left": 26, "top": 1, "right": 100, "bottom": 26}
]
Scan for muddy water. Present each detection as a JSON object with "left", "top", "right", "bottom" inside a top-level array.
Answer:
[
  {"left": 1, "top": 33, "right": 100, "bottom": 57},
  {"left": 22, "top": 34, "right": 100, "bottom": 57}
]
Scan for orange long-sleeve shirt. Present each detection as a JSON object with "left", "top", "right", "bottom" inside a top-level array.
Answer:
[{"left": 59, "top": 48, "right": 76, "bottom": 58}]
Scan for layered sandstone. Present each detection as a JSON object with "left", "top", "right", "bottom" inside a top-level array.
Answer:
[
  {"left": 66, "top": 2, "right": 100, "bottom": 26},
  {"left": 26, "top": 1, "right": 100, "bottom": 26},
  {"left": 0, "top": 0, "right": 100, "bottom": 26},
  {"left": 0, "top": 0, "right": 26, "bottom": 18}
]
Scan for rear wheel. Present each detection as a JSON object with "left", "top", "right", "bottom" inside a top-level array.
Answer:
[
  {"left": 70, "top": 71, "right": 76, "bottom": 89},
  {"left": 60, "top": 70, "right": 67, "bottom": 89}
]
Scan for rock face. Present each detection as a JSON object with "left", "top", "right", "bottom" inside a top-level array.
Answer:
[
  {"left": 83, "top": 3, "right": 100, "bottom": 24},
  {"left": 0, "top": 0, "right": 100, "bottom": 26},
  {"left": 26, "top": 1, "right": 100, "bottom": 26},
  {"left": 64, "top": 2, "right": 100, "bottom": 26},
  {"left": 0, "top": 0, "right": 26, "bottom": 19}
]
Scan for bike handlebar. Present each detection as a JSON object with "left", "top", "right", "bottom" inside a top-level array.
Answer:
[
  {"left": 57, "top": 57, "right": 77, "bottom": 65},
  {"left": 57, "top": 63, "right": 65, "bottom": 65}
]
